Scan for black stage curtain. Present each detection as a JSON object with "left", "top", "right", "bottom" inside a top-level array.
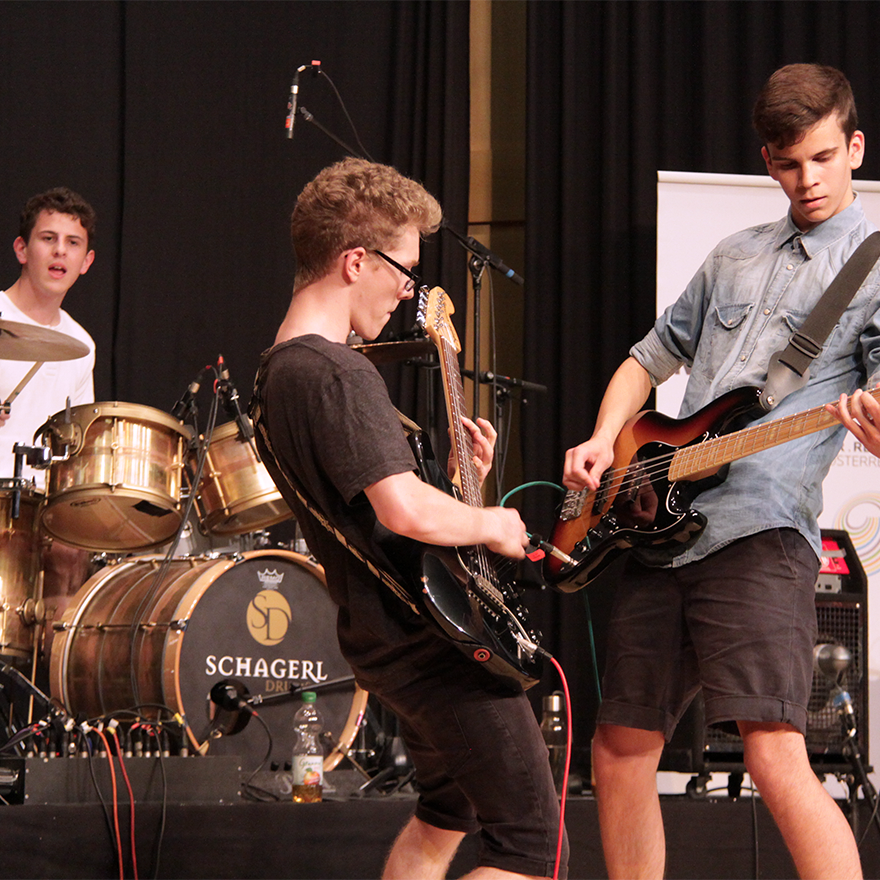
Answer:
[
  {"left": 522, "top": 0, "right": 880, "bottom": 769},
  {"left": 0, "top": 0, "right": 469, "bottom": 425}
]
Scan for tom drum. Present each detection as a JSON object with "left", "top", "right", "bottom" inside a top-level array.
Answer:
[
  {"left": 39, "top": 402, "right": 189, "bottom": 552},
  {"left": 192, "top": 419, "right": 292, "bottom": 536}
]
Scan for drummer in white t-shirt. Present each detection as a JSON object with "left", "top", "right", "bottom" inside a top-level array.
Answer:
[
  {"left": 0, "top": 187, "right": 98, "bottom": 671},
  {"left": 0, "top": 187, "right": 96, "bottom": 467}
]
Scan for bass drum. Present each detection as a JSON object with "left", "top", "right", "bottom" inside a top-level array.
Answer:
[{"left": 49, "top": 550, "right": 366, "bottom": 771}]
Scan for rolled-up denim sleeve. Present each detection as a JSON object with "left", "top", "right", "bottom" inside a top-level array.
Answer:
[{"left": 630, "top": 328, "right": 685, "bottom": 386}]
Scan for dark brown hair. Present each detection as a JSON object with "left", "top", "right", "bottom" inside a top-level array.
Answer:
[
  {"left": 19, "top": 187, "right": 97, "bottom": 246},
  {"left": 753, "top": 63, "right": 858, "bottom": 148}
]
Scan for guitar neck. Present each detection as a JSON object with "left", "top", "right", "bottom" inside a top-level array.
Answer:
[
  {"left": 669, "top": 387, "right": 879, "bottom": 480},
  {"left": 436, "top": 335, "right": 484, "bottom": 509}
]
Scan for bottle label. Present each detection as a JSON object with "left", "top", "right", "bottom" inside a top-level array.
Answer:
[{"left": 293, "top": 754, "right": 323, "bottom": 787}]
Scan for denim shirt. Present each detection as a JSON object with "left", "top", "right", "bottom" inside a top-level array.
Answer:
[{"left": 631, "top": 195, "right": 880, "bottom": 564}]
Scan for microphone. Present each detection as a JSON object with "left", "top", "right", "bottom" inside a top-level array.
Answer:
[
  {"left": 813, "top": 642, "right": 852, "bottom": 680},
  {"left": 285, "top": 60, "right": 321, "bottom": 140},
  {"left": 461, "top": 369, "right": 547, "bottom": 394},
  {"left": 171, "top": 369, "right": 206, "bottom": 421},
  {"left": 443, "top": 224, "right": 525, "bottom": 286},
  {"left": 210, "top": 679, "right": 254, "bottom": 714},
  {"left": 217, "top": 356, "right": 254, "bottom": 441},
  {"left": 285, "top": 69, "right": 301, "bottom": 139}
]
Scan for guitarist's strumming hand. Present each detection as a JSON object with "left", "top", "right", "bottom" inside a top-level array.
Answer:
[
  {"left": 563, "top": 434, "right": 616, "bottom": 491},
  {"left": 482, "top": 505, "right": 531, "bottom": 559},
  {"left": 826, "top": 386, "right": 880, "bottom": 458},
  {"left": 562, "top": 356, "right": 654, "bottom": 491},
  {"left": 449, "top": 416, "right": 496, "bottom": 487}
]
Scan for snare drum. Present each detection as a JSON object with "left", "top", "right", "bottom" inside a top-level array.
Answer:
[
  {"left": 39, "top": 402, "right": 189, "bottom": 552},
  {"left": 192, "top": 419, "right": 292, "bottom": 536},
  {"left": 0, "top": 480, "right": 44, "bottom": 661},
  {"left": 50, "top": 550, "right": 366, "bottom": 770}
]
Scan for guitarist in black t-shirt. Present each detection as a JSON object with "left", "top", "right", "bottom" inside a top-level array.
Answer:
[{"left": 252, "top": 157, "right": 567, "bottom": 880}]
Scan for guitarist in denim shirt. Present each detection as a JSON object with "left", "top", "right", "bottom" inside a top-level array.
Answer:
[
  {"left": 564, "top": 64, "right": 879, "bottom": 879},
  {"left": 253, "top": 157, "right": 567, "bottom": 880}
]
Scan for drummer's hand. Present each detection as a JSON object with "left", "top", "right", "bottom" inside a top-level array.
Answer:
[{"left": 0, "top": 407, "right": 9, "bottom": 427}]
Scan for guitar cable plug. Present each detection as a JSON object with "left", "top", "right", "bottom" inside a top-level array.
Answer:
[{"left": 527, "top": 534, "right": 576, "bottom": 567}]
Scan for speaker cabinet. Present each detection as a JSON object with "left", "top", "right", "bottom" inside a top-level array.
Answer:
[{"left": 659, "top": 530, "right": 869, "bottom": 774}]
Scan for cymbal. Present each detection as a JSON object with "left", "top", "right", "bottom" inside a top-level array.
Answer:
[
  {"left": 351, "top": 339, "right": 436, "bottom": 365},
  {"left": 0, "top": 318, "right": 90, "bottom": 362}
]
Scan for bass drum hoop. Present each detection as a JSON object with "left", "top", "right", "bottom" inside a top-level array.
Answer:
[{"left": 50, "top": 549, "right": 366, "bottom": 771}]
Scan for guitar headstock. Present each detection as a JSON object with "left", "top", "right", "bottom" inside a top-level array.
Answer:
[{"left": 417, "top": 286, "right": 461, "bottom": 354}]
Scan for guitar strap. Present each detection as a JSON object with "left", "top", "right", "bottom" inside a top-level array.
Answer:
[
  {"left": 760, "top": 230, "right": 880, "bottom": 411},
  {"left": 248, "top": 373, "right": 420, "bottom": 616}
]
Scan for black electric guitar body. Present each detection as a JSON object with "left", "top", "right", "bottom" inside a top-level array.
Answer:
[{"left": 403, "top": 287, "right": 543, "bottom": 690}]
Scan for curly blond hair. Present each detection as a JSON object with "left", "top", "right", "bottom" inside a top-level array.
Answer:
[{"left": 291, "top": 157, "right": 442, "bottom": 289}]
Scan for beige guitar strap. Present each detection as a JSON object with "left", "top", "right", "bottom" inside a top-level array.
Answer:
[{"left": 249, "top": 388, "right": 420, "bottom": 615}]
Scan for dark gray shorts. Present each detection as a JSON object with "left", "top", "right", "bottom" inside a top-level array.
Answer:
[
  {"left": 597, "top": 528, "right": 820, "bottom": 739},
  {"left": 357, "top": 641, "right": 567, "bottom": 877}
]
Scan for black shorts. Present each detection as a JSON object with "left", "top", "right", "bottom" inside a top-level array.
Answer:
[
  {"left": 597, "top": 528, "right": 820, "bottom": 739},
  {"left": 357, "top": 640, "right": 567, "bottom": 878}
]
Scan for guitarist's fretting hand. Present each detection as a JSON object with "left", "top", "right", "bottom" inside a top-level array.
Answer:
[
  {"left": 449, "top": 416, "right": 496, "bottom": 486},
  {"left": 826, "top": 386, "right": 880, "bottom": 458}
]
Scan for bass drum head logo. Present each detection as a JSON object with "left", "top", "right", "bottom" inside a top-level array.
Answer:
[{"left": 247, "top": 587, "right": 293, "bottom": 646}]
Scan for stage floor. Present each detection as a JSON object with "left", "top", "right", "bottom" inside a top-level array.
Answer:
[{"left": 1, "top": 774, "right": 879, "bottom": 879}]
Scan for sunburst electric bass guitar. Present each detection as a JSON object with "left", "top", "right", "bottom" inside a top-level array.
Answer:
[
  {"left": 547, "top": 385, "right": 878, "bottom": 592},
  {"left": 411, "top": 286, "right": 543, "bottom": 689}
]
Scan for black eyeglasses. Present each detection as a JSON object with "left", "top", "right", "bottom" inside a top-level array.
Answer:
[{"left": 372, "top": 249, "right": 420, "bottom": 292}]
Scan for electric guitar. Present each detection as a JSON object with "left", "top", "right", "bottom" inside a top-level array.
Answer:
[
  {"left": 411, "top": 286, "right": 543, "bottom": 689},
  {"left": 547, "top": 384, "right": 878, "bottom": 592}
]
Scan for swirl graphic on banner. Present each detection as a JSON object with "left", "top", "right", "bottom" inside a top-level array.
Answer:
[{"left": 833, "top": 494, "right": 880, "bottom": 575}]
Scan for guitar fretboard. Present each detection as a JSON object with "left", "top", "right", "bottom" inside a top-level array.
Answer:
[{"left": 669, "top": 388, "right": 880, "bottom": 480}]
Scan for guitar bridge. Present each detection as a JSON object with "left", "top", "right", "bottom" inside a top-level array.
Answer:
[{"left": 560, "top": 489, "right": 587, "bottom": 521}]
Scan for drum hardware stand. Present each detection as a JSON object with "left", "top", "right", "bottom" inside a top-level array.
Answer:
[
  {"left": 357, "top": 713, "right": 414, "bottom": 796},
  {"left": 10, "top": 444, "right": 50, "bottom": 519},
  {"left": 1, "top": 361, "right": 44, "bottom": 416}
]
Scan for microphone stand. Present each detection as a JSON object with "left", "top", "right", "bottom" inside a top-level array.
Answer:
[
  {"left": 832, "top": 685, "right": 880, "bottom": 839},
  {"left": 442, "top": 224, "right": 525, "bottom": 421},
  {"left": 467, "top": 254, "right": 487, "bottom": 419},
  {"left": 297, "top": 105, "right": 365, "bottom": 160}
]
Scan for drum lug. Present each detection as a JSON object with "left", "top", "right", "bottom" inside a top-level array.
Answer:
[
  {"left": 19, "top": 598, "right": 45, "bottom": 627},
  {"left": 170, "top": 619, "right": 188, "bottom": 632}
]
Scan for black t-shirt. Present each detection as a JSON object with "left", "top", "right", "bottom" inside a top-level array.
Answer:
[{"left": 253, "top": 335, "right": 444, "bottom": 685}]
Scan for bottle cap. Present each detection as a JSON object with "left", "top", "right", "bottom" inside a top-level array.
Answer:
[
  {"left": 543, "top": 692, "right": 563, "bottom": 713},
  {"left": 302, "top": 691, "right": 317, "bottom": 703}
]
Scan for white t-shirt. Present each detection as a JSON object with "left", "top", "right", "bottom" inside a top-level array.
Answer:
[{"left": 0, "top": 289, "right": 95, "bottom": 486}]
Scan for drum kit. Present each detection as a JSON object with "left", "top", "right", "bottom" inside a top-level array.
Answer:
[{"left": 0, "top": 319, "right": 384, "bottom": 780}]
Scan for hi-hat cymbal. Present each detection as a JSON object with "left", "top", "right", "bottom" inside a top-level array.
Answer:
[
  {"left": 351, "top": 339, "right": 435, "bottom": 365},
  {"left": 0, "top": 318, "right": 90, "bottom": 362}
]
